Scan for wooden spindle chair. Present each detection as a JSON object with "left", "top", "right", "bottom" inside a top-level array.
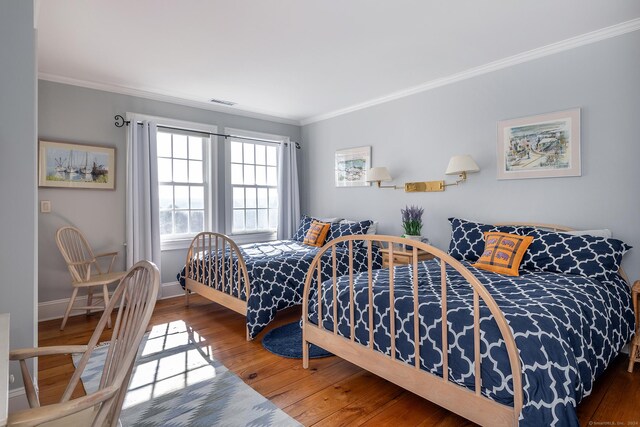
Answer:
[
  {"left": 55, "top": 226, "right": 127, "bottom": 330},
  {"left": 8, "top": 260, "right": 160, "bottom": 427}
]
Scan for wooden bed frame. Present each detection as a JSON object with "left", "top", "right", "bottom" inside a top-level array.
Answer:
[
  {"left": 301, "top": 224, "right": 630, "bottom": 427},
  {"left": 184, "top": 232, "right": 252, "bottom": 340}
]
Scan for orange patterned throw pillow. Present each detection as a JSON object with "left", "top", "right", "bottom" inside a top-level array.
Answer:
[
  {"left": 303, "top": 220, "right": 331, "bottom": 247},
  {"left": 472, "top": 232, "right": 533, "bottom": 276}
]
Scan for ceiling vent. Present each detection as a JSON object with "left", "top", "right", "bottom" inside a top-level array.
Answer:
[{"left": 209, "top": 98, "right": 236, "bottom": 106}]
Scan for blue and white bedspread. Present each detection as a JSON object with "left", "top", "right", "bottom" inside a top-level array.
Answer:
[
  {"left": 178, "top": 239, "right": 381, "bottom": 338},
  {"left": 307, "top": 259, "right": 634, "bottom": 426}
]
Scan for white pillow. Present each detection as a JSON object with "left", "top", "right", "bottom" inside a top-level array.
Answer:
[
  {"left": 317, "top": 217, "right": 343, "bottom": 223},
  {"left": 565, "top": 229, "right": 612, "bottom": 239},
  {"left": 367, "top": 221, "right": 378, "bottom": 235}
]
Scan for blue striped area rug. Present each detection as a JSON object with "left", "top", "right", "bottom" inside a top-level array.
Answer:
[{"left": 73, "top": 321, "right": 301, "bottom": 427}]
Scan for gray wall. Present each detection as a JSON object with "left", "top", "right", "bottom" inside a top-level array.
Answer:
[
  {"left": 0, "top": 0, "right": 37, "bottom": 392},
  {"left": 38, "top": 80, "right": 301, "bottom": 301},
  {"left": 302, "top": 31, "right": 640, "bottom": 282}
]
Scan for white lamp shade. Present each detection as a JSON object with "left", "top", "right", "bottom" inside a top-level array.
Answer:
[
  {"left": 365, "top": 167, "right": 392, "bottom": 182},
  {"left": 445, "top": 155, "right": 480, "bottom": 175}
]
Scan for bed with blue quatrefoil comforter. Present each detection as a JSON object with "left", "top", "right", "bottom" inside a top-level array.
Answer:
[
  {"left": 179, "top": 239, "right": 382, "bottom": 338},
  {"left": 307, "top": 259, "right": 634, "bottom": 426}
]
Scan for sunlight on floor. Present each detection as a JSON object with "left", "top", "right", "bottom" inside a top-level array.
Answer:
[{"left": 123, "top": 320, "right": 218, "bottom": 408}]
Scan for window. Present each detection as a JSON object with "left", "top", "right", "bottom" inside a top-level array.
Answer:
[
  {"left": 157, "top": 129, "right": 211, "bottom": 242},
  {"left": 227, "top": 132, "right": 281, "bottom": 235}
]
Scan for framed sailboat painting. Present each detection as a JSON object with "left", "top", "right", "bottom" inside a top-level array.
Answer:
[{"left": 38, "top": 140, "right": 116, "bottom": 189}]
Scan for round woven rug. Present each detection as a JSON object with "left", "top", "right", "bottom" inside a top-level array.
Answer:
[{"left": 262, "top": 321, "right": 333, "bottom": 359}]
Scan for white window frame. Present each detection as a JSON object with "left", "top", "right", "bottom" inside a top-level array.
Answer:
[
  {"left": 127, "top": 113, "right": 218, "bottom": 251},
  {"left": 224, "top": 127, "right": 287, "bottom": 244}
]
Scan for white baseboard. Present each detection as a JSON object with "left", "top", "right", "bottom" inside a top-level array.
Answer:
[
  {"left": 8, "top": 387, "right": 28, "bottom": 414},
  {"left": 160, "top": 281, "right": 184, "bottom": 299},
  {"left": 38, "top": 282, "right": 184, "bottom": 322}
]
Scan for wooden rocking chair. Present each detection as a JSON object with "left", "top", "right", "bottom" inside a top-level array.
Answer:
[
  {"left": 56, "top": 226, "right": 127, "bottom": 330},
  {"left": 8, "top": 260, "right": 160, "bottom": 427}
]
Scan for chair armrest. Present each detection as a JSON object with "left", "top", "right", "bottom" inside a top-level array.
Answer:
[
  {"left": 68, "top": 260, "right": 93, "bottom": 266},
  {"left": 94, "top": 251, "right": 118, "bottom": 274},
  {"left": 94, "top": 251, "right": 118, "bottom": 259},
  {"left": 10, "top": 345, "right": 88, "bottom": 361},
  {"left": 6, "top": 385, "right": 117, "bottom": 426}
]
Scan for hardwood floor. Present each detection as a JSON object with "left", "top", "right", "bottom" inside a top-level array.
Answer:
[{"left": 38, "top": 295, "right": 640, "bottom": 426}]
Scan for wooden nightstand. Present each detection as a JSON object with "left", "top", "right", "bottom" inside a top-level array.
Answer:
[
  {"left": 628, "top": 280, "right": 640, "bottom": 373},
  {"left": 380, "top": 244, "right": 434, "bottom": 268}
]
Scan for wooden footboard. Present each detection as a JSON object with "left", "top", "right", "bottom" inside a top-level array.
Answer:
[
  {"left": 184, "top": 232, "right": 252, "bottom": 340},
  {"left": 301, "top": 235, "right": 523, "bottom": 426}
]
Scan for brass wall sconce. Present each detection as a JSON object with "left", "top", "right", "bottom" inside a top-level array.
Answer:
[{"left": 365, "top": 155, "right": 480, "bottom": 192}]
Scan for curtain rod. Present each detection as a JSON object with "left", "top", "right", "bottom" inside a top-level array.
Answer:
[{"left": 114, "top": 115, "right": 300, "bottom": 149}]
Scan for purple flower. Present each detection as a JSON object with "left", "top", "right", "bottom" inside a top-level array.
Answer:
[{"left": 401, "top": 205, "right": 424, "bottom": 235}]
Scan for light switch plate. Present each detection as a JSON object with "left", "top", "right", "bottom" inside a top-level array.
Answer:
[{"left": 40, "top": 200, "right": 51, "bottom": 213}]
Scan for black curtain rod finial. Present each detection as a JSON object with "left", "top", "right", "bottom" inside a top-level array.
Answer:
[{"left": 114, "top": 115, "right": 130, "bottom": 127}]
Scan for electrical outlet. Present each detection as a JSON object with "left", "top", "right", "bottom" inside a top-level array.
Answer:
[{"left": 40, "top": 200, "right": 51, "bottom": 213}]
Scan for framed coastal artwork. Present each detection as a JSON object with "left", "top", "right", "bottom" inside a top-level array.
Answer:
[
  {"left": 38, "top": 140, "right": 116, "bottom": 189},
  {"left": 497, "top": 108, "right": 581, "bottom": 180},
  {"left": 335, "top": 146, "right": 371, "bottom": 187}
]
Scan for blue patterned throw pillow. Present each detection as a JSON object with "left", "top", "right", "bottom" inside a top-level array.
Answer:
[
  {"left": 293, "top": 215, "right": 344, "bottom": 241},
  {"left": 448, "top": 218, "right": 533, "bottom": 262},
  {"left": 293, "top": 215, "right": 315, "bottom": 241},
  {"left": 521, "top": 228, "right": 631, "bottom": 281},
  {"left": 327, "top": 220, "right": 373, "bottom": 247}
]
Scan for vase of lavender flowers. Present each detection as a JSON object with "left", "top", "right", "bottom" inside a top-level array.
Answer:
[{"left": 401, "top": 205, "right": 424, "bottom": 246}]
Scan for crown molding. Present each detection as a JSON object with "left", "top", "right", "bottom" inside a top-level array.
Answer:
[
  {"left": 301, "top": 18, "right": 640, "bottom": 126},
  {"left": 38, "top": 73, "right": 301, "bottom": 126}
]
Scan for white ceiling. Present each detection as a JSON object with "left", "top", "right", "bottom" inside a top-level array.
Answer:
[{"left": 37, "top": 1, "right": 640, "bottom": 124}]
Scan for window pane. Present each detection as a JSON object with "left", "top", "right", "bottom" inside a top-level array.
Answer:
[
  {"left": 244, "top": 165, "right": 255, "bottom": 185},
  {"left": 189, "top": 160, "right": 203, "bottom": 183},
  {"left": 157, "top": 133, "right": 172, "bottom": 157},
  {"left": 257, "top": 188, "right": 268, "bottom": 208},
  {"left": 189, "top": 211, "right": 204, "bottom": 233},
  {"left": 230, "top": 141, "right": 243, "bottom": 163},
  {"left": 233, "top": 187, "right": 244, "bottom": 208},
  {"left": 175, "top": 211, "right": 188, "bottom": 234},
  {"left": 231, "top": 164, "right": 243, "bottom": 185},
  {"left": 159, "top": 185, "right": 173, "bottom": 209},
  {"left": 190, "top": 186, "right": 204, "bottom": 209},
  {"left": 174, "top": 186, "right": 189, "bottom": 210},
  {"left": 266, "top": 166, "right": 277, "bottom": 186},
  {"left": 173, "top": 159, "right": 188, "bottom": 182},
  {"left": 173, "top": 134, "right": 188, "bottom": 158},
  {"left": 266, "top": 146, "right": 277, "bottom": 166},
  {"left": 188, "top": 137, "right": 203, "bottom": 160},
  {"left": 160, "top": 210, "right": 173, "bottom": 235},
  {"left": 246, "top": 209, "right": 257, "bottom": 230},
  {"left": 269, "top": 188, "right": 278, "bottom": 208},
  {"left": 269, "top": 209, "right": 278, "bottom": 229},
  {"left": 156, "top": 126, "right": 210, "bottom": 241},
  {"left": 243, "top": 143, "right": 255, "bottom": 164},
  {"left": 255, "top": 145, "right": 266, "bottom": 165},
  {"left": 233, "top": 210, "right": 245, "bottom": 232},
  {"left": 245, "top": 188, "right": 257, "bottom": 208},
  {"left": 158, "top": 158, "right": 172, "bottom": 182},
  {"left": 255, "top": 166, "right": 266, "bottom": 185},
  {"left": 258, "top": 209, "right": 268, "bottom": 229}
]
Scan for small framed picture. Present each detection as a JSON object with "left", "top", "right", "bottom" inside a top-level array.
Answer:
[
  {"left": 335, "top": 146, "right": 371, "bottom": 187},
  {"left": 39, "top": 140, "right": 116, "bottom": 189},
  {"left": 497, "top": 108, "right": 580, "bottom": 180}
]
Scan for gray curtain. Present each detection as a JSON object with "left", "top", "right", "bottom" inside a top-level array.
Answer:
[
  {"left": 126, "top": 120, "right": 161, "bottom": 273},
  {"left": 277, "top": 139, "right": 300, "bottom": 240}
]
